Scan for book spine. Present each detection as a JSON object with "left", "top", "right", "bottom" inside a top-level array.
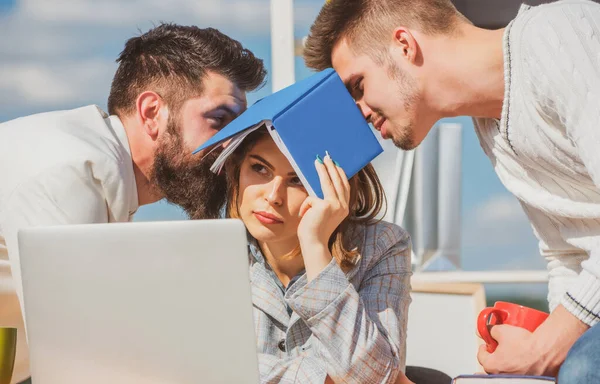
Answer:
[{"left": 272, "top": 70, "right": 335, "bottom": 121}]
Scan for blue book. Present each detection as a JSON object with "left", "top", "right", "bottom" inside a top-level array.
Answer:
[
  {"left": 452, "top": 374, "right": 555, "bottom": 383},
  {"left": 192, "top": 68, "right": 383, "bottom": 198}
]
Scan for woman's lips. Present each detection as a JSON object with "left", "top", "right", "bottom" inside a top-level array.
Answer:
[{"left": 253, "top": 211, "right": 283, "bottom": 224}]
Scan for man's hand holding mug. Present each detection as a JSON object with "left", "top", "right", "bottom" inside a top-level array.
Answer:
[{"left": 477, "top": 301, "right": 549, "bottom": 353}]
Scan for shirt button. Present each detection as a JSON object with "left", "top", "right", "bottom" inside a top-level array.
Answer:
[{"left": 278, "top": 339, "right": 286, "bottom": 352}]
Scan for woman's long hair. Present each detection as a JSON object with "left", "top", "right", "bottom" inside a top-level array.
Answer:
[{"left": 223, "top": 127, "right": 386, "bottom": 271}]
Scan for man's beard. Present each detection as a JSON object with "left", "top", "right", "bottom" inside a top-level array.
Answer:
[
  {"left": 150, "top": 121, "right": 227, "bottom": 220},
  {"left": 387, "top": 59, "right": 418, "bottom": 151},
  {"left": 391, "top": 123, "right": 416, "bottom": 151}
]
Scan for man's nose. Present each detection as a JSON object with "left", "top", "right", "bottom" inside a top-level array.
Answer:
[
  {"left": 266, "top": 177, "right": 284, "bottom": 206},
  {"left": 355, "top": 100, "right": 373, "bottom": 123}
]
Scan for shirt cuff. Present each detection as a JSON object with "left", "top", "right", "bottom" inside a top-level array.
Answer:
[
  {"left": 285, "top": 258, "right": 350, "bottom": 320},
  {"left": 563, "top": 268, "right": 600, "bottom": 327}
]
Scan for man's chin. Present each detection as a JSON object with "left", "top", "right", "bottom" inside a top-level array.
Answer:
[
  {"left": 394, "top": 140, "right": 417, "bottom": 151},
  {"left": 161, "top": 176, "right": 227, "bottom": 220},
  {"left": 390, "top": 133, "right": 416, "bottom": 151},
  {"left": 151, "top": 155, "right": 227, "bottom": 220}
]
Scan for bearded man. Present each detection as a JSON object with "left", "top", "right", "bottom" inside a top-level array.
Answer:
[{"left": 0, "top": 23, "right": 265, "bottom": 383}]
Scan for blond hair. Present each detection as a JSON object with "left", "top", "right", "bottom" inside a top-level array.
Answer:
[{"left": 304, "top": 0, "right": 468, "bottom": 70}]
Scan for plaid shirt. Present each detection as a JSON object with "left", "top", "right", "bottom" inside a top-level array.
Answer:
[{"left": 249, "top": 220, "right": 412, "bottom": 383}]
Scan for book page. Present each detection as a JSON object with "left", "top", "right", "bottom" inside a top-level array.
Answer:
[
  {"left": 204, "top": 121, "right": 267, "bottom": 174},
  {"left": 265, "top": 123, "right": 317, "bottom": 197}
]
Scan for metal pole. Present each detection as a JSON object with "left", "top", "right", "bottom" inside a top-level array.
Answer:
[
  {"left": 432, "top": 123, "right": 463, "bottom": 269},
  {"left": 270, "top": 0, "right": 295, "bottom": 92}
]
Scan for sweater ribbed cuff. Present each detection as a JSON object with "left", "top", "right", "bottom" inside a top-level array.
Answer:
[{"left": 562, "top": 268, "right": 600, "bottom": 327}]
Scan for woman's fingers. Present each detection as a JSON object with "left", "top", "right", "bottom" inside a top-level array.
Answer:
[
  {"left": 334, "top": 161, "right": 350, "bottom": 203},
  {"left": 298, "top": 196, "right": 316, "bottom": 218},
  {"left": 315, "top": 157, "right": 337, "bottom": 199},
  {"left": 322, "top": 151, "right": 346, "bottom": 203},
  {"left": 314, "top": 153, "right": 350, "bottom": 221}
]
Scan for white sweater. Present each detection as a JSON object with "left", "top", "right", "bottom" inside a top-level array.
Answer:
[
  {"left": 474, "top": 0, "right": 600, "bottom": 326},
  {"left": 0, "top": 105, "right": 138, "bottom": 308}
]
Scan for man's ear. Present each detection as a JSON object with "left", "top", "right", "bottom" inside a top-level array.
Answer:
[
  {"left": 136, "top": 91, "right": 168, "bottom": 140},
  {"left": 392, "top": 27, "right": 419, "bottom": 64}
]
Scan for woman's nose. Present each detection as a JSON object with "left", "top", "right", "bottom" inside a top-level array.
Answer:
[{"left": 266, "top": 177, "right": 284, "bottom": 206}]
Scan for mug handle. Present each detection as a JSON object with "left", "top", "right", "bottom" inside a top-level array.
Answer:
[{"left": 477, "top": 308, "right": 504, "bottom": 353}]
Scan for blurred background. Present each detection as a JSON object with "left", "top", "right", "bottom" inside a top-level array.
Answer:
[{"left": 0, "top": 0, "right": 562, "bottom": 309}]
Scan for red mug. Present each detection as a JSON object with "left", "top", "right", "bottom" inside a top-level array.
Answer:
[{"left": 477, "top": 301, "right": 549, "bottom": 352}]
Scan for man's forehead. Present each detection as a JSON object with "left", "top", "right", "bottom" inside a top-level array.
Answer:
[
  {"left": 202, "top": 71, "right": 246, "bottom": 104},
  {"left": 331, "top": 39, "right": 363, "bottom": 82}
]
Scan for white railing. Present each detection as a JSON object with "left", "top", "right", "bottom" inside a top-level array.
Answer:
[{"left": 412, "top": 270, "right": 549, "bottom": 284}]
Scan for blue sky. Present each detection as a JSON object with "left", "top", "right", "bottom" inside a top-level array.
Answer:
[{"left": 0, "top": 0, "right": 547, "bottom": 300}]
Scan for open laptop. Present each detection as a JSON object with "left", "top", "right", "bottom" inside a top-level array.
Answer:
[{"left": 18, "top": 219, "right": 259, "bottom": 384}]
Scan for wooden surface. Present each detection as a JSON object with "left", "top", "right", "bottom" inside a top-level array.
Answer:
[
  {"left": 407, "top": 281, "right": 487, "bottom": 377},
  {"left": 412, "top": 281, "right": 482, "bottom": 295},
  {"left": 0, "top": 293, "right": 29, "bottom": 384}
]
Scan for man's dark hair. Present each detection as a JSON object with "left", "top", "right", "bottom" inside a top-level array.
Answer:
[{"left": 107, "top": 23, "right": 266, "bottom": 116}]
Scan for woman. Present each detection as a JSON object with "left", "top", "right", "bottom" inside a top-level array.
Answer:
[{"left": 222, "top": 128, "right": 413, "bottom": 384}]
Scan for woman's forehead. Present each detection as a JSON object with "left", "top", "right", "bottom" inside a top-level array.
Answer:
[{"left": 246, "top": 137, "right": 295, "bottom": 171}]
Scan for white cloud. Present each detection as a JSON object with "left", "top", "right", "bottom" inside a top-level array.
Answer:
[
  {"left": 460, "top": 194, "right": 544, "bottom": 270},
  {"left": 16, "top": 0, "right": 268, "bottom": 28},
  {"left": 473, "top": 194, "right": 526, "bottom": 224},
  {"left": 0, "top": 0, "right": 274, "bottom": 62},
  {"left": 0, "top": 59, "right": 116, "bottom": 109},
  {"left": 0, "top": 0, "right": 322, "bottom": 114},
  {"left": 6, "top": 0, "right": 318, "bottom": 39},
  {"left": 463, "top": 194, "right": 536, "bottom": 247}
]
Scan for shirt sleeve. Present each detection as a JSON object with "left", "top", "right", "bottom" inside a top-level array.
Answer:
[
  {"left": 520, "top": 2, "right": 600, "bottom": 326},
  {"left": 281, "top": 224, "right": 412, "bottom": 384},
  {"left": 257, "top": 353, "right": 328, "bottom": 384},
  {"left": 1, "top": 164, "right": 108, "bottom": 312}
]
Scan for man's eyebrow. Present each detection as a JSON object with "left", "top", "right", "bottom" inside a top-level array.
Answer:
[{"left": 214, "top": 105, "right": 239, "bottom": 116}]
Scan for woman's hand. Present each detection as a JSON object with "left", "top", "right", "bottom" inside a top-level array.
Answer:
[
  {"left": 297, "top": 152, "right": 350, "bottom": 282},
  {"left": 297, "top": 152, "right": 350, "bottom": 245}
]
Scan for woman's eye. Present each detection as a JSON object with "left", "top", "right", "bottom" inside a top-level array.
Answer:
[
  {"left": 289, "top": 176, "right": 303, "bottom": 186},
  {"left": 251, "top": 163, "right": 268, "bottom": 175}
]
